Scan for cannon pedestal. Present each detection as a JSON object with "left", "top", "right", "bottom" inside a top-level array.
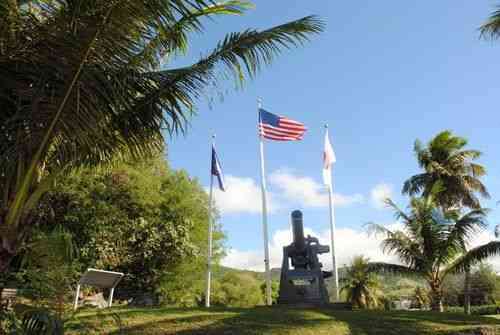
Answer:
[{"left": 278, "top": 210, "right": 331, "bottom": 305}]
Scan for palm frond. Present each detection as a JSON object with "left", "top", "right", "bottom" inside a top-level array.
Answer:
[
  {"left": 470, "top": 163, "right": 487, "bottom": 178},
  {"left": 462, "top": 175, "right": 490, "bottom": 198},
  {"left": 366, "top": 221, "right": 424, "bottom": 269},
  {"left": 127, "top": 15, "right": 323, "bottom": 130},
  {"left": 385, "top": 198, "right": 412, "bottom": 223},
  {"left": 438, "top": 208, "right": 488, "bottom": 266},
  {"left": 447, "top": 241, "right": 500, "bottom": 273},
  {"left": 365, "top": 222, "right": 394, "bottom": 236},
  {"left": 129, "top": 1, "right": 254, "bottom": 69},
  {"left": 480, "top": 6, "right": 500, "bottom": 39},
  {"left": 21, "top": 308, "right": 64, "bottom": 335},
  {"left": 414, "top": 139, "right": 430, "bottom": 168},
  {"left": 402, "top": 173, "right": 430, "bottom": 196}
]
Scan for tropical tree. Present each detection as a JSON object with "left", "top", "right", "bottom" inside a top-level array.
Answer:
[
  {"left": 0, "top": 1, "right": 324, "bottom": 272},
  {"left": 401, "top": 130, "right": 491, "bottom": 314},
  {"left": 340, "top": 255, "right": 381, "bottom": 309},
  {"left": 368, "top": 197, "right": 500, "bottom": 312},
  {"left": 402, "top": 131, "right": 489, "bottom": 210}
]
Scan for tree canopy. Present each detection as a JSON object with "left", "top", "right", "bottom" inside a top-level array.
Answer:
[{"left": 14, "top": 156, "right": 224, "bottom": 300}]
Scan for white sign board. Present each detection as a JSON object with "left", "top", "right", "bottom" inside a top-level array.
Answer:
[{"left": 74, "top": 268, "right": 124, "bottom": 310}]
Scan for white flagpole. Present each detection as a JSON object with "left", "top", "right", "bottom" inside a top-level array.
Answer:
[
  {"left": 325, "top": 124, "right": 339, "bottom": 301},
  {"left": 258, "top": 99, "right": 272, "bottom": 306},
  {"left": 205, "top": 134, "right": 215, "bottom": 308}
]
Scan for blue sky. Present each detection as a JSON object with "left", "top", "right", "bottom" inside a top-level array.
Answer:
[{"left": 167, "top": 1, "right": 500, "bottom": 270}]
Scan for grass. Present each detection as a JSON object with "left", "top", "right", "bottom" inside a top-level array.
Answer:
[{"left": 65, "top": 306, "right": 500, "bottom": 335}]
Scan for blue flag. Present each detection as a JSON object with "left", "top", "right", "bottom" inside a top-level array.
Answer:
[{"left": 211, "top": 145, "right": 225, "bottom": 191}]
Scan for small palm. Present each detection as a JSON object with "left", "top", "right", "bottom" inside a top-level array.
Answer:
[{"left": 341, "top": 256, "right": 381, "bottom": 309}]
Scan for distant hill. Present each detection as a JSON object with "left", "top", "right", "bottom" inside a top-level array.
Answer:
[
  {"left": 216, "top": 265, "right": 425, "bottom": 300},
  {"left": 214, "top": 265, "right": 264, "bottom": 279},
  {"left": 217, "top": 265, "right": 350, "bottom": 282}
]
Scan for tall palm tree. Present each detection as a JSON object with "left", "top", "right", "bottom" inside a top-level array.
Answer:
[
  {"left": 401, "top": 130, "right": 490, "bottom": 314},
  {"left": 402, "top": 131, "right": 489, "bottom": 210},
  {"left": 368, "top": 197, "right": 500, "bottom": 312},
  {"left": 0, "top": 1, "right": 324, "bottom": 272},
  {"left": 340, "top": 255, "right": 381, "bottom": 309}
]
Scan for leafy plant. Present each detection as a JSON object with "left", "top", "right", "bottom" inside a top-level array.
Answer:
[
  {"left": 211, "top": 272, "right": 264, "bottom": 307},
  {"left": 340, "top": 256, "right": 381, "bottom": 309},
  {"left": 260, "top": 280, "right": 279, "bottom": 305},
  {"left": 15, "top": 227, "right": 79, "bottom": 319}
]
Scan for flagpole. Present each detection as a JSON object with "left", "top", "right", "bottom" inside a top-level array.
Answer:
[
  {"left": 258, "top": 98, "right": 272, "bottom": 306},
  {"left": 205, "top": 134, "right": 215, "bottom": 308},
  {"left": 325, "top": 124, "right": 339, "bottom": 301}
]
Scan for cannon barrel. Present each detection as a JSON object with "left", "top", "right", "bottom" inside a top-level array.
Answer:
[{"left": 291, "top": 210, "right": 305, "bottom": 251}]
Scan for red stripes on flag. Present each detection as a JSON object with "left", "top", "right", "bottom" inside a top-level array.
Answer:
[{"left": 259, "top": 117, "right": 307, "bottom": 141}]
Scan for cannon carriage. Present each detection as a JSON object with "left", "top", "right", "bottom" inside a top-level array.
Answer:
[{"left": 278, "top": 210, "right": 331, "bottom": 305}]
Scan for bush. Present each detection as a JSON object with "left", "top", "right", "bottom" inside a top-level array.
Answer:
[
  {"left": 445, "top": 304, "right": 499, "bottom": 315},
  {"left": 211, "top": 272, "right": 264, "bottom": 307}
]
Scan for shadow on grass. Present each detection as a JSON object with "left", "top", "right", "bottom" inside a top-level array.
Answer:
[
  {"left": 317, "top": 308, "right": 500, "bottom": 335},
  {"left": 106, "top": 306, "right": 335, "bottom": 335},
  {"left": 67, "top": 306, "right": 232, "bottom": 334},
  {"left": 72, "top": 306, "right": 500, "bottom": 335}
]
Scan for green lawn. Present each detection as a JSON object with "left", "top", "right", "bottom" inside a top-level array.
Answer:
[{"left": 66, "top": 306, "right": 500, "bottom": 335}]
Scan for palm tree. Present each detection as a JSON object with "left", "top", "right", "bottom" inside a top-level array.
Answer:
[
  {"left": 0, "top": 1, "right": 324, "bottom": 272},
  {"left": 340, "top": 255, "right": 381, "bottom": 309},
  {"left": 402, "top": 131, "right": 489, "bottom": 210},
  {"left": 368, "top": 197, "right": 500, "bottom": 312},
  {"left": 401, "top": 131, "right": 490, "bottom": 314}
]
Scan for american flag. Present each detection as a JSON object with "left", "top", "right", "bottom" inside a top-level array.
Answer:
[{"left": 258, "top": 109, "right": 307, "bottom": 141}]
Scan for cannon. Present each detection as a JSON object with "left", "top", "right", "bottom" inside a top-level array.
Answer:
[{"left": 277, "top": 210, "right": 331, "bottom": 305}]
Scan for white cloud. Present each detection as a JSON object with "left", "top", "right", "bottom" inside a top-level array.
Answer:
[
  {"left": 370, "top": 183, "right": 393, "bottom": 209},
  {"left": 212, "top": 175, "right": 277, "bottom": 214},
  {"left": 269, "top": 170, "right": 364, "bottom": 208},
  {"left": 209, "top": 170, "right": 363, "bottom": 215},
  {"left": 222, "top": 224, "right": 500, "bottom": 272},
  {"left": 222, "top": 224, "right": 401, "bottom": 272}
]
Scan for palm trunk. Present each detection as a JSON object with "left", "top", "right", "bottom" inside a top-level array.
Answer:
[
  {"left": 429, "top": 282, "right": 444, "bottom": 312},
  {"left": 464, "top": 268, "right": 471, "bottom": 315},
  {"left": 0, "top": 221, "right": 24, "bottom": 275},
  {"left": 0, "top": 240, "right": 16, "bottom": 274}
]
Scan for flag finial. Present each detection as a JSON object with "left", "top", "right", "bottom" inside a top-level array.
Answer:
[{"left": 257, "top": 98, "right": 263, "bottom": 109}]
